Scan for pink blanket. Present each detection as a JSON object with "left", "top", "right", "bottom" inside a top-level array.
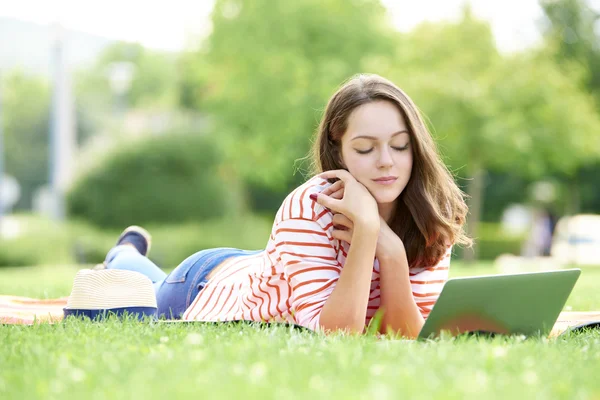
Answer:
[
  {"left": 1, "top": 295, "right": 599, "bottom": 337},
  {"left": 0, "top": 295, "right": 68, "bottom": 324}
]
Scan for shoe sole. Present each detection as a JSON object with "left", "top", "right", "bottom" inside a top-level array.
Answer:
[{"left": 117, "top": 226, "right": 152, "bottom": 256}]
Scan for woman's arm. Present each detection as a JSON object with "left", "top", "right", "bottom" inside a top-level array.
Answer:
[
  {"left": 311, "top": 169, "right": 381, "bottom": 334},
  {"left": 378, "top": 252, "right": 425, "bottom": 338},
  {"left": 327, "top": 212, "right": 428, "bottom": 337},
  {"left": 366, "top": 218, "right": 422, "bottom": 337},
  {"left": 319, "top": 221, "right": 379, "bottom": 333}
]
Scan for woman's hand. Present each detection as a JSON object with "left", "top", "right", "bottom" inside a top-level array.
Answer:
[
  {"left": 331, "top": 213, "right": 406, "bottom": 264},
  {"left": 374, "top": 216, "right": 406, "bottom": 264},
  {"left": 322, "top": 182, "right": 405, "bottom": 264},
  {"left": 312, "top": 169, "right": 379, "bottom": 231}
]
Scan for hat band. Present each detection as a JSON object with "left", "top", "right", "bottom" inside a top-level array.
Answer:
[{"left": 64, "top": 307, "right": 157, "bottom": 320}]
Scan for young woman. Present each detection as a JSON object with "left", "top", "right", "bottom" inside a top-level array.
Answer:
[{"left": 102, "top": 74, "right": 471, "bottom": 338}]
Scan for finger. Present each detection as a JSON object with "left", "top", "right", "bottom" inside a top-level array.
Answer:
[
  {"left": 318, "top": 169, "right": 354, "bottom": 184},
  {"left": 333, "top": 213, "right": 353, "bottom": 228},
  {"left": 333, "top": 213, "right": 353, "bottom": 229},
  {"left": 330, "top": 188, "right": 344, "bottom": 200},
  {"left": 311, "top": 193, "right": 343, "bottom": 214},
  {"left": 332, "top": 229, "right": 352, "bottom": 244},
  {"left": 320, "top": 180, "right": 344, "bottom": 196}
]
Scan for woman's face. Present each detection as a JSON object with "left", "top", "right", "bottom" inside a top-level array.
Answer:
[{"left": 340, "top": 100, "right": 413, "bottom": 208}]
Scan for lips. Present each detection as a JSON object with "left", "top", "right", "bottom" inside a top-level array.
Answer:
[{"left": 372, "top": 176, "right": 398, "bottom": 185}]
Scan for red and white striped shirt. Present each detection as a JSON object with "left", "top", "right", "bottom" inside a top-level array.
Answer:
[{"left": 182, "top": 176, "right": 451, "bottom": 331}]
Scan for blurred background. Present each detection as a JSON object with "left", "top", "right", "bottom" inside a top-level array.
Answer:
[{"left": 1, "top": 0, "right": 600, "bottom": 271}]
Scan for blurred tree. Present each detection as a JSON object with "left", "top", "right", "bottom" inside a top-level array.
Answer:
[
  {"left": 179, "top": 0, "right": 396, "bottom": 209},
  {"left": 2, "top": 72, "right": 96, "bottom": 210},
  {"left": 67, "top": 133, "right": 227, "bottom": 228},
  {"left": 541, "top": 0, "right": 600, "bottom": 105},
  {"left": 386, "top": 7, "right": 600, "bottom": 260},
  {"left": 578, "top": 161, "right": 600, "bottom": 212},
  {"left": 75, "top": 42, "right": 179, "bottom": 113},
  {"left": 480, "top": 172, "right": 532, "bottom": 222},
  {"left": 175, "top": 2, "right": 600, "bottom": 260},
  {"left": 386, "top": 8, "right": 500, "bottom": 261},
  {"left": 540, "top": 0, "right": 600, "bottom": 214},
  {"left": 484, "top": 53, "right": 600, "bottom": 178},
  {"left": 2, "top": 72, "right": 50, "bottom": 210}
]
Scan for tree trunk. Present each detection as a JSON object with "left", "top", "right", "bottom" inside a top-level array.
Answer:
[
  {"left": 220, "top": 165, "right": 249, "bottom": 218},
  {"left": 566, "top": 175, "right": 580, "bottom": 216},
  {"left": 227, "top": 174, "right": 249, "bottom": 218},
  {"left": 463, "top": 165, "right": 486, "bottom": 264}
]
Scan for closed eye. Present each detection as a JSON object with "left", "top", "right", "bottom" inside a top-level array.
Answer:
[
  {"left": 355, "top": 144, "right": 409, "bottom": 155},
  {"left": 356, "top": 149, "right": 373, "bottom": 154}
]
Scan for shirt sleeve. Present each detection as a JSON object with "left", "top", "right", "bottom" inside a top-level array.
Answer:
[
  {"left": 274, "top": 217, "right": 342, "bottom": 332},
  {"left": 409, "top": 245, "right": 452, "bottom": 319}
]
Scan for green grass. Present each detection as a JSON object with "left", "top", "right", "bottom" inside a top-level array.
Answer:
[{"left": 2, "top": 263, "right": 600, "bottom": 399}]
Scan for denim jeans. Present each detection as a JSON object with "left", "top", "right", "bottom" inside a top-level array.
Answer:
[{"left": 105, "top": 246, "right": 261, "bottom": 319}]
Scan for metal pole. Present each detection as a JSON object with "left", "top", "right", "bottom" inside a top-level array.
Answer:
[
  {"left": 48, "top": 24, "right": 76, "bottom": 221},
  {"left": 49, "top": 25, "right": 64, "bottom": 220},
  {"left": 49, "top": 37, "right": 58, "bottom": 219},
  {"left": 0, "top": 71, "right": 4, "bottom": 235}
]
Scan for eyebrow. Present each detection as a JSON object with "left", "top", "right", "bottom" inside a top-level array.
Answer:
[{"left": 350, "top": 130, "right": 409, "bottom": 141}]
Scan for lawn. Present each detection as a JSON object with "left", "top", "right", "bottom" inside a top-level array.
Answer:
[{"left": 1, "top": 263, "right": 600, "bottom": 400}]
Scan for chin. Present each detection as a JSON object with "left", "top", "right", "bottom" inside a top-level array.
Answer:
[{"left": 371, "top": 187, "right": 404, "bottom": 204}]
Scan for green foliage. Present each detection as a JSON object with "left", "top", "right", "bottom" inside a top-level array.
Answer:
[
  {"left": 374, "top": 9, "right": 600, "bottom": 259},
  {"left": 2, "top": 72, "right": 51, "bottom": 210},
  {"left": 246, "top": 171, "right": 307, "bottom": 216},
  {"left": 483, "top": 52, "right": 600, "bottom": 178},
  {"left": 453, "top": 222, "right": 526, "bottom": 261},
  {"left": 382, "top": 9, "right": 600, "bottom": 179},
  {"left": 1, "top": 72, "right": 96, "bottom": 210},
  {"left": 149, "top": 216, "right": 272, "bottom": 268},
  {"left": 539, "top": 0, "right": 600, "bottom": 214},
  {"left": 474, "top": 223, "right": 526, "bottom": 261},
  {"left": 184, "top": 0, "right": 395, "bottom": 188},
  {"left": 480, "top": 172, "right": 532, "bottom": 222},
  {"left": 66, "top": 133, "right": 228, "bottom": 228},
  {"left": 6, "top": 2, "right": 600, "bottom": 267},
  {"left": 0, "top": 215, "right": 89, "bottom": 267},
  {"left": 578, "top": 161, "right": 600, "bottom": 212},
  {"left": 541, "top": 0, "right": 600, "bottom": 108},
  {"left": 0, "top": 213, "right": 272, "bottom": 269},
  {"left": 75, "top": 216, "right": 272, "bottom": 269},
  {"left": 0, "top": 241, "right": 38, "bottom": 267},
  {"left": 384, "top": 8, "right": 499, "bottom": 174},
  {"left": 75, "top": 42, "right": 179, "bottom": 111}
]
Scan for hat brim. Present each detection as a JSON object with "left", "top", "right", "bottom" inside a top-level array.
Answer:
[{"left": 64, "top": 307, "right": 157, "bottom": 321}]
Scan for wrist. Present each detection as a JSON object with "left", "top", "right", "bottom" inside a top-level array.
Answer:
[
  {"left": 378, "top": 246, "right": 408, "bottom": 268},
  {"left": 354, "top": 217, "right": 380, "bottom": 235}
]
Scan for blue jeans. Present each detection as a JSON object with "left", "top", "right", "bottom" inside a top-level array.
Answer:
[{"left": 105, "top": 246, "right": 261, "bottom": 319}]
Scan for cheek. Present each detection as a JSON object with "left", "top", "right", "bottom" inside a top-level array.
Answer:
[
  {"left": 341, "top": 150, "right": 370, "bottom": 174},
  {"left": 398, "top": 152, "right": 413, "bottom": 175},
  {"left": 346, "top": 157, "right": 373, "bottom": 177}
]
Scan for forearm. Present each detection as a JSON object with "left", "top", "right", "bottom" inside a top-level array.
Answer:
[
  {"left": 319, "top": 223, "right": 379, "bottom": 333},
  {"left": 378, "top": 253, "right": 425, "bottom": 338}
]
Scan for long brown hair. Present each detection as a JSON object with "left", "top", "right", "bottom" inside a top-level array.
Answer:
[{"left": 311, "top": 74, "right": 472, "bottom": 269}]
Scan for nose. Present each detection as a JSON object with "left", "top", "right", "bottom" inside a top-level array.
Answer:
[{"left": 376, "top": 147, "right": 394, "bottom": 169}]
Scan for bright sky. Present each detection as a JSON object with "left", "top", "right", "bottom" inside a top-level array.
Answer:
[{"left": 1, "top": 0, "right": 596, "bottom": 53}]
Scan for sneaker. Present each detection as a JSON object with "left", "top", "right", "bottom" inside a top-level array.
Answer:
[
  {"left": 116, "top": 226, "right": 152, "bottom": 257},
  {"left": 92, "top": 262, "right": 107, "bottom": 271}
]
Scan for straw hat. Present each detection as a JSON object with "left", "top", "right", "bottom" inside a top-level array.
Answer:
[{"left": 64, "top": 269, "right": 157, "bottom": 320}]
